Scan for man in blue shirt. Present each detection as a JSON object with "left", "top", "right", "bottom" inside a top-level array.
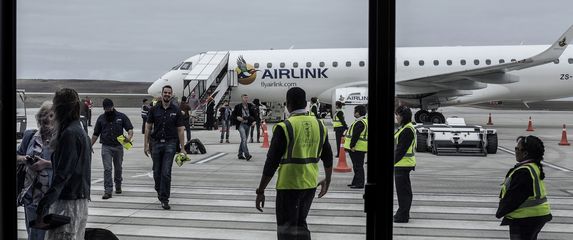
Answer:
[{"left": 91, "top": 98, "right": 134, "bottom": 199}]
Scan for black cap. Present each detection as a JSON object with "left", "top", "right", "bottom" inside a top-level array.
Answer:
[{"left": 102, "top": 98, "right": 114, "bottom": 109}]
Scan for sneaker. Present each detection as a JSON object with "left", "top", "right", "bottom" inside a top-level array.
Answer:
[
  {"left": 393, "top": 216, "right": 409, "bottom": 223},
  {"left": 238, "top": 155, "right": 245, "bottom": 159},
  {"left": 350, "top": 185, "right": 364, "bottom": 189},
  {"left": 161, "top": 202, "right": 171, "bottom": 210},
  {"left": 226, "top": 140, "right": 230, "bottom": 143},
  {"left": 220, "top": 139, "right": 223, "bottom": 143},
  {"left": 102, "top": 193, "right": 112, "bottom": 199},
  {"left": 115, "top": 187, "right": 122, "bottom": 194},
  {"left": 246, "top": 155, "right": 252, "bottom": 161}
]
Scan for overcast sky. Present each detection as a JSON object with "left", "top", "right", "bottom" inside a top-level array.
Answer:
[{"left": 17, "top": 0, "right": 573, "bottom": 82}]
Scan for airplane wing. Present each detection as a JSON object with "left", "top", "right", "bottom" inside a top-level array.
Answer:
[{"left": 397, "top": 25, "right": 573, "bottom": 98}]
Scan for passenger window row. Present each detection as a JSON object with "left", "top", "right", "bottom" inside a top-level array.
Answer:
[
  {"left": 402, "top": 58, "right": 573, "bottom": 67},
  {"left": 253, "top": 61, "right": 366, "bottom": 69}
]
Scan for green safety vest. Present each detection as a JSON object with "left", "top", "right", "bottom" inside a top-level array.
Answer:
[
  {"left": 275, "top": 113, "right": 327, "bottom": 190},
  {"left": 394, "top": 122, "right": 416, "bottom": 167},
  {"left": 332, "top": 110, "right": 343, "bottom": 128},
  {"left": 500, "top": 162, "right": 551, "bottom": 219},
  {"left": 344, "top": 117, "right": 368, "bottom": 152}
]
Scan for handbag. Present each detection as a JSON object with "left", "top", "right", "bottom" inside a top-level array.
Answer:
[{"left": 29, "top": 214, "right": 71, "bottom": 230}]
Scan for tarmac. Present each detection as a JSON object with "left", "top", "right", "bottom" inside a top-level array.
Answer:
[{"left": 17, "top": 106, "right": 573, "bottom": 239}]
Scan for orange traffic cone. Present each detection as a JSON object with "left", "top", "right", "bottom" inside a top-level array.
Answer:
[
  {"left": 559, "top": 124, "right": 570, "bottom": 146},
  {"left": 334, "top": 137, "right": 352, "bottom": 173},
  {"left": 526, "top": 116, "right": 534, "bottom": 131},
  {"left": 261, "top": 120, "right": 269, "bottom": 148},
  {"left": 487, "top": 113, "right": 493, "bottom": 125}
]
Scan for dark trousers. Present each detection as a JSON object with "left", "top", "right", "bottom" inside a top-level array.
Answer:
[
  {"left": 141, "top": 117, "right": 147, "bottom": 134},
  {"left": 87, "top": 109, "right": 92, "bottom": 126},
  {"left": 184, "top": 121, "right": 191, "bottom": 142},
  {"left": 394, "top": 168, "right": 413, "bottom": 220},
  {"left": 349, "top": 151, "right": 365, "bottom": 187},
  {"left": 334, "top": 127, "right": 345, "bottom": 157},
  {"left": 151, "top": 140, "right": 177, "bottom": 203},
  {"left": 509, "top": 221, "right": 547, "bottom": 240},
  {"left": 250, "top": 120, "right": 261, "bottom": 142},
  {"left": 276, "top": 188, "right": 317, "bottom": 240}
]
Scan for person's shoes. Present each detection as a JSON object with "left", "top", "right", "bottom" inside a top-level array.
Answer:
[
  {"left": 226, "top": 140, "right": 230, "bottom": 143},
  {"left": 335, "top": 155, "right": 339, "bottom": 158},
  {"left": 102, "top": 193, "right": 112, "bottom": 199},
  {"left": 115, "top": 187, "right": 122, "bottom": 194},
  {"left": 246, "top": 155, "right": 252, "bottom": 161},
  {"left": 350, "top": 185, "right": 364, "bottom": 189},
  {"left": 347, "top": 184, "right": 354, "bottom": 187},
  {"left": 238, "top": 155, "right": 245, "bottom": 159},
  {"left": 161, "top": 202, "right": 171, "bottom": 210},
  {"left": 220, "top": 139, "right": 223, "bottom": 143},
  {"left": 249, "top": 139, "right": 253, "bottom": 143},
  {"left": 393, "top": 216, "right": 409, "bottom": 223},
  {"left": 257, "top": 139, "right": 260, "bottom": 143}
]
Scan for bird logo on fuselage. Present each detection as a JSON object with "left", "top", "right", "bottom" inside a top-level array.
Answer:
[{"left": 235, "top": 56, "right": 258, "bottom": 85}]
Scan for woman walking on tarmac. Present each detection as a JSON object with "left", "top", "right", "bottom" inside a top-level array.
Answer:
[{"left": 496, "top": 135, "right": 552, "bottom": 240}]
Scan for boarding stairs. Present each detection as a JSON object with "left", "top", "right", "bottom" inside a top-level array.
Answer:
[{"left": 183, "top": 51, "right": 237, "bottom": 129}]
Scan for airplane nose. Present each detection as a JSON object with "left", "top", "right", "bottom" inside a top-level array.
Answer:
[{"left": 148, "top": 79, "right": 164, "bottom": 96}]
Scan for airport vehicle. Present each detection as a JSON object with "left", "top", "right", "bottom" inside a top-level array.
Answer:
[
  {"left": 148, "top": 25, "right": 573, "bottom": 125},
  {"left": 16, "top": 89, "right": 27, "bottom": 139},
  {"left": 415, "top": 117, "right": 497, "bottom": 156}
]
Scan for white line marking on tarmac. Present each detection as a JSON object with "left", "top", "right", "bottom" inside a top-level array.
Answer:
[
  {"left": 195, "top": 152, "right": 227, "bottom": 164},
  {"left": 132, "top": 171, "right": 153, "bottom": 178},
  {"left": 498, "top": 146, "right": 572, "bottom": 172},
  {"left": 91, "top": 178, "right": 104, "bottom": 184}
]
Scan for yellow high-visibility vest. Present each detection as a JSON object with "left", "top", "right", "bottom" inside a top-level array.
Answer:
[
  {"left": 500, "top": 162, "right": 551, "bottom": 219},
  {"left": 394, "top": 122, "right": 416, "bottom": 167}
]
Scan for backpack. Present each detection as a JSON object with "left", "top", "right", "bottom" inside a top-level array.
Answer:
[
  {"left": 185, "top": 138, "right": 207, "bottom": 154},
  {"left": 84, "top": 228, "right": 119, "bottom": 240}
]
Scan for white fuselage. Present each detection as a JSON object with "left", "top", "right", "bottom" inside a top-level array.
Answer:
[{"left": 148, "top": 47, "right": 573, "bottom": 107}]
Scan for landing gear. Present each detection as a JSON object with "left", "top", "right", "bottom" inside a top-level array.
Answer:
[
  {"left": 414, "top": 110, "right": 445, "bottom": 124},
  {"left": 414, "top": 110, "right": 430, "bottom": 123}
]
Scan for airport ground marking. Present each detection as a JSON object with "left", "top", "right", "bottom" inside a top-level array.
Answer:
[
  {"left": 194, "top": 152, "right": 227, "bottom": 164},
  {"left": 131, "top": 171, "right": 153, "bottom": 178},
  {"left": 498, "top": 146, "right": 572, "bottom": 172}
]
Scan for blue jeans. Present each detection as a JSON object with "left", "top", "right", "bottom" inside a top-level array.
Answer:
[
  {"left": 151, "top": 139, "right": 177, "bottom": 203},
  {"left": 220, "top": 120, "right": 230, "bottom": 140},
  {"left": 101, "top": 144, "right": 124, "bottom": 194},
  {"left": 24, "top": 204, "right": 46, "bottom": 240},
  {"left": 238, "top": 123, "right": 250, "bottom": 157}
]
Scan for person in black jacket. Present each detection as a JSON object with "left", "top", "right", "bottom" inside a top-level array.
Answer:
[
  {"left": 496, "top": 135, "right": 552, "bottom": 240},
  {"left": 332, "top": 101, "right": 347, "bottom": 157},
  {"left": 34, "top": 88, "right": 92, "bottom": 239},
  {"left": 218, "top": 100, "right": 232, "bottom": 143},
  {"left": 394, "top": 105, "right": 416, "bottom": 223},
  {"left": 250, "top": 98, "right": 262, "bottom": 143},
  {"left": 231, "top": 94, "right": 257, "bottom": 160},
  {"left": 310, "top": 97, "right": 319, "bottom": 118},
  {"left": 345, "top": 105, "right": 367, "bottom": 189},
  {"left": 205, "top": 97, "right": 215, "bottom": 130}
]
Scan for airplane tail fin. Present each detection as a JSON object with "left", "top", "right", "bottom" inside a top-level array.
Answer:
[{"left": 530, "top": 25, "right": 573, "bottom": 63}]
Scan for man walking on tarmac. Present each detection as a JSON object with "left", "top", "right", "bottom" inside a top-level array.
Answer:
[
  {"left": 232, "top": 94, "right": 257, "bottom": 160},
  {"left": 345, "top": 105, "right": 368, "bottom": 189},
  {"left": 91, "top": 98, "right": 134, "bottom": 199},
  {"left": 332, "top": 101, "right": 348, "bottom": 158},
  {"left": 141, "top": 98, "right": 150, "bottom": 134},
  {"left": 255, "top": 87, "right": 333, "bottom": 240},
  {"left": 144, "top": 85, "right": 189, "bottom": 210}
]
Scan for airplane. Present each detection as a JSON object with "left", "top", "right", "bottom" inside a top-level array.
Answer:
[{"left": 148, "top": 25, "right": 573, "bottom": 123}]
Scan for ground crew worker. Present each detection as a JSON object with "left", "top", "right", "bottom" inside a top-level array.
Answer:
[
  {"left": 344, "top": 105, "right": 367, "bottom": 189},
  {"left": 91, "top": 98, "right": 134, "bottom": 199},
  {"left": 496, "top": 135, "right": 552, "bottom": 240},
  {"left": 141, "top": 98, "right": 150, "bottom": 134},
  {"left": 310, "top": 97, "right": 319, "bottom": 118},
  {"left": 394, "top": 105, "right": 416, "bottom": 223},
  {"left": 332, "top": 101, "right": 348, "bottom": 158},
  {"left": 255, "top": 87, "right": 333, "bottom": 240}
]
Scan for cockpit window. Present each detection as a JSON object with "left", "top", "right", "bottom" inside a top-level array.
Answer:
[
  {"left": 171, "top": 62, "right": 184, "bottom": 70},
  {"left": 180, "top": 62, "right": 192, "bottom": 70}
]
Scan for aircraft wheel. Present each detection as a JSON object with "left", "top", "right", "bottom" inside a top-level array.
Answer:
[
  {"left": 415, "top": 110, "right": 430, "bottom": 123},
  {"left": 429, "top": 112, "right": 446, "bottom": 124}
]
